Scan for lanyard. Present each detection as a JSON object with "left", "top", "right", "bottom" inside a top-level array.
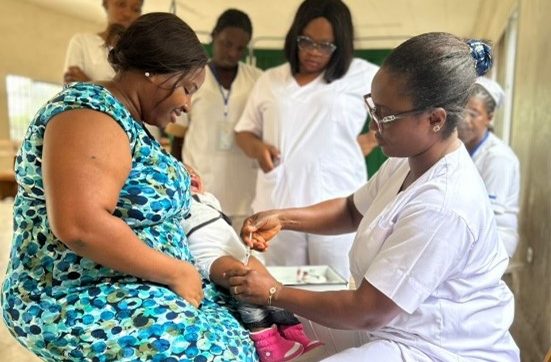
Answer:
[{"left": 208, "top": 62, "right": 234, "bottom": 120}]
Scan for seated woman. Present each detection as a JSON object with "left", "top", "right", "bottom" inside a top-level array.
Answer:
[
  {"left": 226, "top": 33, "right": 520, "bottom": 361},
  {"left": 1, "top": 13, "right": 256, "bottom": 361},
  {"left": 458, "top": 77, "right": 520, "bottom": 257}
]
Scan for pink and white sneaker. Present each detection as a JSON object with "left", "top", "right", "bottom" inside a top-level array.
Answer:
[
  {"left": 278, "top": 324, "right": 324, "bottom": 353},
  {"left": 250, "top": 325, "right": 304, "bottom": 362}
]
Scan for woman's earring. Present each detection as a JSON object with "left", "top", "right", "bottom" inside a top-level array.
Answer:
[
  {"left": 433, "top": 125, "right": 441, "bottom": 132},
  {"left": 145, "top": 72, "right": 150, "bottom": 77}
]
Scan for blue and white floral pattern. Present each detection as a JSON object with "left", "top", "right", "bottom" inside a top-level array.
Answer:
[{"left": 1, "top": 83, "right": 257, "bottom": 361}]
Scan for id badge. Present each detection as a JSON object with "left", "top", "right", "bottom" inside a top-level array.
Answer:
[{"left": 217, "top": 121, "right": 234, "bottom": 151}]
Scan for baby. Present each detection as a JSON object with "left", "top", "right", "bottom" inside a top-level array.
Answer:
[{"left": 183, "top": 192, "right": 323, "bottom": 362}]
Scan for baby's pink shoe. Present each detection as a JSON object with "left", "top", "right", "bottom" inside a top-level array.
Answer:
[
  {"left": 250, "top": 325, "right": 304, "bottom": 362},
  {"left": 278, "top": 324, "right": 324, "bottom": 353}
]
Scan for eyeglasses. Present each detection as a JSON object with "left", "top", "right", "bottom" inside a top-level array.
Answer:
[
  {"left": 363, "top": 93, "right": 431, "bottom": 132},
  {"left": 296, "top": 35, "right": 337, "bottom": 55}
]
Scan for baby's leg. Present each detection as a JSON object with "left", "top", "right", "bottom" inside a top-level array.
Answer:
[{"left": 237, "top": 303, "right": 273, "bottom": 331}]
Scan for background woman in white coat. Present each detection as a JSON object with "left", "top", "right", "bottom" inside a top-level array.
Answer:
[
  {"left": 227, "top": 33, "right": 519, "bottom": 361},
  {"left": 63, "top": 0, "right": 142, "bottom": 83},
  {"left": 62, "top": 0, "right": 166, "bottom": 142},
  {"left": 458, "top": 77, "right": 520, "bottom": 257},
  {"left": 234, "top": 0, "right": 378, "bottom": 279},
  {"left": 170, "top": 9, "right": 262, "bottom": 232}
]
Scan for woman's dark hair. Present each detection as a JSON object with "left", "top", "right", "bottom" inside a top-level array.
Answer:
[
  {"left": 284, "top": 0, "right": 354, "bottom": 83},
  {"left": 109, "top": 12, "right": 208, "bottom": 76},
  {"left": 104, "top": 23, "right": 126, "bottom": 48},
  {"left": 211, "top": 9, "right": 253, "bottom": 37},
  {"left": 382, "top": 32, "right": 492, "bottom": 138}
]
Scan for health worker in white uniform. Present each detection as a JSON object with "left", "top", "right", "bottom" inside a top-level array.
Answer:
[
  {"left": 63, "top": 0, "right": 163, "bottom": 141},
  {"left": 226, "top": 33, "right": 520, "bottom": 361},
  {"left": 169, "top": 9, "right": 262, "bottom": 231},
  {"left": 63, "top": 0, "right": 142, "bottom": 83},
  {"left": 235, "top": 0, "right": 378, "bottom": 279},
  {"left": 458, "top": 77, "right": 520, "bottom": 257}
]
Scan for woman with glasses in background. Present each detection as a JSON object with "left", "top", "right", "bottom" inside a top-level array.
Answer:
[
  {"left": 458, "top": 77, "right": 520, "bottom": 257},
  {"left": 227, "top": 33, "right": 519, "bottom": 361},
  {"left": 234, "top": 0, "right": 378, "bottom": 280}
]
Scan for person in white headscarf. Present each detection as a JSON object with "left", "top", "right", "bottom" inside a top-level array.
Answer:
[{"left": 458, "top": 77, "right": 520, "bottom": 257}]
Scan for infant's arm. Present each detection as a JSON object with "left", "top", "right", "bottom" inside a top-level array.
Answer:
[{"left": 210, "top": 255, "right": 268, "bottom": 289}]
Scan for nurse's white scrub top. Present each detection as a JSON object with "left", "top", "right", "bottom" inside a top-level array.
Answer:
[
  {"left": 235, "top": 59, "right": 378, "bottom": 211},
  {"left": 64, "top": 33, "right": 114, "bottom": 82},
  {"left": 180, "top": 62, "right": 262, "bottom": 217},
  {"left": 472, "top": 132, "right": 520, "bottom": 257},
  {"left": 350, "top": 145, "right": 519, "bottom": 361}
]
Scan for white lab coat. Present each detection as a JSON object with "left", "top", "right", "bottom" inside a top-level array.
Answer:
[
  {"left": 329, "top": 145, "right": 519, "bottom": 361},
  {"left": 181, "top": 62, "right": 262, "bottom": 222},
  {"left": 235, "top": 59, "right": 378, "bottom": 278},
  {"left": 64, "top": 33, "right": 115, "bottom": 82},
  {"left": 471, "top": 132, "right": 520, "bottom": 257},
  {"left": 64, "top": 33, "right": 162, "bottom": 140}
]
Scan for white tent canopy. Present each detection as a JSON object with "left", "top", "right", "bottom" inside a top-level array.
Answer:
[{"left": 23, "top": 0, "right": 516, "bottom": 49}]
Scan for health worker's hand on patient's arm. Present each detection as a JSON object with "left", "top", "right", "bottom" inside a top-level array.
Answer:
[
  {"left": 43, "top": 109, "right": 204, "bottom": 308},
  {"left": 226, "top": 266, "right": 402, "bottom": 331},
  {"left": 241, "top": 195, "right": 364, "bottom": 251},
  {"left": 63, "top": 66, "right": 91, "bottom": 83},
  {"left": 235, "top": 131, "right": 280, "bottom": 173},
  {"left": 210, "top": 255, "right": 268, "bottom": 289},
  {"left": 241, "top": 210, "right": 283, "bottom": 251}
]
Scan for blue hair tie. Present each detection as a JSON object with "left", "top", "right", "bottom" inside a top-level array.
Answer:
[{"left": 467, "top": 40, "right": 492, "bottom": 76}]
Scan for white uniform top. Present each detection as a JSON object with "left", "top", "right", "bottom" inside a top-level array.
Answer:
[
  {"left": 471, "top": 132, "right": 520, "bottom": 257},
  {"left": 182, "top": 193, "right": 247, "bottom": 279},
  {"left": 64, "top": 32, "right": 162, "bottom": 140},
  {"left": 180, "top": 62, "right": 262, "bottom": 217},
  {"left": 235, "top": 59, "right": 378, "bottom": 212},
  {"left": 349, "top": 146, "right": 519, "bottom": 361},
  {"left": 64, "top": 33, "right": 115, "bottom": 81}
]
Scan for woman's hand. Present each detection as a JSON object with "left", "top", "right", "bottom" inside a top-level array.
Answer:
[
  {"left": 63, "top": 66, "right": 91, "bottom": 83},
  {"left": 241, "top": 210, "right": 283, "bottom": 251},
  {"left": 168, "top": 262, "right": 204, "bottom": 308},
  {"left": 225, "top": 265, "right": 280, "bottom": 306},
  {"left": 357, "top": 130, "right": 378, "bottom": 157},
  {"left": 255, "top": 142, "right": 280, "bottom": 173}
]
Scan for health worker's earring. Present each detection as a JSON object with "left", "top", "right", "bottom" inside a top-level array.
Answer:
[
  {"left": 433, "top": 125, "right": 441, "bottom": 132},
  {"left": 145, "top": 72, "right": 151, "bottom": 77}
]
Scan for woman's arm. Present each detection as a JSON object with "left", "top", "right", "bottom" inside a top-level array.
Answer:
[
  {"left": 209, "top": 256, "right": 266, "bottom": 289},
  {"left": 227, "top": 266, "right": 401, "bottom": 330},
  {"left": 43, "top": 109, "right": 203, "bottom": 307},
  {"left": 63, "top": 35, "right": 91, "bottom": 83},
  {"left": 235, "top": 131, "right": 280, "bottom": 173},
  {"left": 242, "top": 195, "right": 363, "bottom": 250}
]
